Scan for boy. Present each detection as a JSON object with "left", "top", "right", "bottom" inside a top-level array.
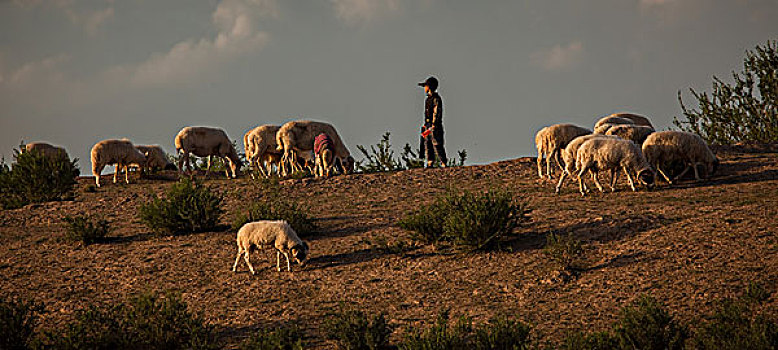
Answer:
[{"left": 418, "top": 76, "right": 447, "bottom": 168}]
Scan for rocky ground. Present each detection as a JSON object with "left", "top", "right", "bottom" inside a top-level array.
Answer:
[{"left": 1, "top": 145, "right": 777, "bottom": 348}]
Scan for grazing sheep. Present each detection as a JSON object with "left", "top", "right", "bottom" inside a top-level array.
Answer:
[
  {"left": 135, "top": 145, "right": 175, "bottom": 174},
  {"left": 244, "top": 125, "right": 282, "bottom": 178},
  {"left": 232, "top": 220, "right": 310, "bottom": 274},
  {"left": 91, "top": 139, "right": 147, "bottom": 187},
  {"left": 642, "top": 131, "right": 719, "bottom": 185},
  {"left": 535, "top": 124, "right": 592, "bottom": 179},
  {"left": 593, "top": 117, "right": 635, "bottom": 134},
  {"left": 313, "top": 133, "right": 335, "bottom": 178},
  {"left": 175, "top": 126, "right": 241, "bottom": 178},
  {"left": 575, "top": 138, "right": 655, "bottom": 196},
  {"left": 275, "top": 120, "right": 353, "bottom": 176},
  {"left": 604, "top": 124, "right": 655, "bottom": 145},
  {"left": 607, "top": 113, "right": 654, "bottom": 128},
  {"left": 24, "top": 142, "right": 69, "bottom": 160},
  {"left": 555, "top": 134, "right": 620, "bottom": 193}
]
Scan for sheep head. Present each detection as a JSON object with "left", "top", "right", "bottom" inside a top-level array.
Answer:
[
  {"left": 637, "top": 168, "right": 655, "bottom": 190},
  {"left": 290, "top": 241, "right": 309, "bottom": 267}
]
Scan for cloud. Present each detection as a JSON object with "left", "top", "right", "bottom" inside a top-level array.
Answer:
[
  {"left": 530, "top": 41, "right": 584, "bottom": 72},
  {"left": 5, "top": 54, "right": 70, "bottom": 88},
  {"left": 105, "top": 0, "right": 273, "bottom": 88},
  {"left": 330, "top": 0, "right": 402, "bottom": 25},
  {"left": 12, "top": 0, "right": 115, "bottom": 35}
]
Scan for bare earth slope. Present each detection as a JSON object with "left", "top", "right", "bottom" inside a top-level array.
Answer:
[{"left": 1, "top": 147, "right": 777, "bottom": 347}]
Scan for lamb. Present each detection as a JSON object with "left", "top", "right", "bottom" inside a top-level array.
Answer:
[
  {"left": 641, "top": 131, "right": 719, "bottom": 185},
  {"left": 24, "top": 142, "right": 69, "bottom": 160},
  {"left": 535, "top": 123, "right": 592, "bottom": 179},
  {"left": 575, "top": 137, "right": 655, "bottom": 196},
  {"left": 135, "top": 145, "right": 175, "bottom": 174},
  {"left": 244, "top": 125, "right": 282, "bottom": 178},
  {"left": 91, "top": 139, "right": 147, "bottom": 187},
  {"left": 232, "top": 220, "right": 310, "bottom": 274},
  {"left": 175, "top": 126, "right": 242, "bottom": 178},
  {"left": 604, "top": 124, "right": 655, "bottom": 145},
  {"left": 555, "top": 134, "right": 620, "bottom": 193},
  {"left": 275, "top": 120, "right": 353, "bottom": 176}
]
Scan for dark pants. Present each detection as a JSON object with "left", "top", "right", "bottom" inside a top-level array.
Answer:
[{"left": 420, "top": 125, "right": 447, "bottom": 165}]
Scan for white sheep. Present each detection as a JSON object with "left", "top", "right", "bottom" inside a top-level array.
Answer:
[
  {"left": 24, "top": 142, "right": 69, "bottom": 160},
  {"left": 593, "top": 117, "right": 634, "bottom": 134},
  {"left": 575, "top": 137, "right": 655, "bottom": 196},
  {"left": 244, "top": 125, "right": 282, "bottom": 178},
  {"left": 641, "top": 131, "right": 719, "bottom": 185},
  {"left": 175, "top": 126, "right": 242, "bottom": 178},
  {"left": 607, "top": 113, "right": 654, "bottom": 128},
  {"left": 604, "top": 124, "right": 655, "bottom": 145},
  {"left": 232, "top": 220, "right": 310, "bottom": 274},
  {"left": 275, "top": 120, "right": 353, "bottom": 176},
  {"left": 555, "top": 134, "right": 620, "bottom": 193},
  {"left": 135, "top": 145, "right": 175, "bottom": 174},
  {"left": 91, "top": 139, "right": 147, "bottom": 187},
  {"left": 535, "top": 123, "right": 592, "bottom": 179}
]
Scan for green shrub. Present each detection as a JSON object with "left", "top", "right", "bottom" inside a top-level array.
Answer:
[
  {"left": 46, "top": 291, "right": 217, "bottom": 350},
  {"left": 543, "top": 232, "right": 585, "bottom": 271},
  {"left": 356, "top": 132, "right": 405, "bottom": 173},
  {"left": 401, "top": 143, "right": 425, "bottom": 170},
  {"left": 324, "top": 309, "right": 392, "bottom": 350},
  {"left": 239, "top": 325, "right": 305, "bottom": 350},
  {"left": 674, "top": 40, "right": 778, "bottom": 144},
  {"left": 472, "top": 315, "right": 532, "bottom": 350},
  {"left": 561, "top": 331, "right": 619, "bottom": 350},
  {"left": 63, "top": 215, "right": 111, "bottom": 245},
  {"left": 399, "top": 189, "right": 530, "bottom": 251},
  {"left": 139, "top": 178, "right": 224, "bottom": 235},
  {"left": 0, "top": 297, "right": 44, "bottom": 350},
  {"left": 688, "top": 296, "right": 777, "bottom": 350},
  {"left": 400, "top": 311, "right": 471, "bottom": 350},
  {"left": 0, "top": 147, "right": 79, "bottom": 210},
  {"left": 612, "top": 296, "right": 688, "bottom": 350}
]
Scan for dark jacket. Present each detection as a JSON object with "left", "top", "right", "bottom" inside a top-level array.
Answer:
[{"left": 424, "top": 92, "right": 443, "bottom": 127}]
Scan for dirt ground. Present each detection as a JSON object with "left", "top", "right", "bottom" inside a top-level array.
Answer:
[{"left": 1, "top": 146, "right": 777, "bottom": 348}]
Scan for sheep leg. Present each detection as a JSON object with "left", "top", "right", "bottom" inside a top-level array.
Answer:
[
  {"left": 243, "top": 251, "right": 255, "bottom": 275},
  {"left": 545, "top": 151, "right": 553, "bottom": 179},
  {"left": 232, "top": 246, "right": 244, "bottom": 272},
  {"left": 537, "top": 151, "right": 544, "bottom": 179},
  {"left": 624, "top": 167, "right": 636, "bottom": 191},
  {"left": 124, "top": 164, "right": 131, "bottom": 184},
  {"left": 577, "top": 167, "right": 588, "bottom": 197},
  {"left": 223, "top": 156, "right": 231, "bottom": 178},
  {"left": 178, "top": 153, "right": 186, "bottom": 175},
  {"left": 656, "top": 165, "right": 673, "bottom": 184},
  {"left": 610, "top": 168, "right": 618, "bottom": 192},
  {"left": 592, "top": 171, "right": 604, "bottom": 193},
  {"left": 113, "top": 163, "right": 119, "bottom": 184},
  {"left": 554, "top": 150, "right": 565, "bottom": 173},
  {"left": 692, "top": 162, "right": 701, "bottom": 180},
  {"left": 555, "top": 170, "right": 568, "bottom": 194},
  {"left": 283, "top": 251, "right": 292, "bottom": 272},
  {"left": 276, "top": 250, "right": 282, "bottom": 272},
  {"left": 94, "top": 164, "right": 104, "bottom": 187}
]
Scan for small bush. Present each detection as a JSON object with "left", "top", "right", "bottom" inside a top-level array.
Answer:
[
  {"left": 0, "top": 146, "right": 79, "bottom": 210},
  {"left": 63, "top": 215, "right": 111, "bottom": 245},
  {"left": 399, "top": 189, "right": 530, "bottom": 251},
  {"left": 472, "top": 315, "right": 532, "bottom": 350},
  {"left": 0, "top": 297, "right": 44, "bottom": 350},
  {"left": 46, "top": 291, "right": 217, "bottom": 350},
  {"left": 139, "top": 178, "right": 224, "bottom": 235},
  {"left": 612, "top": 296, "right": 688, "bottom": 350},
  {"left": 356, "top": 132, "right": 405, "bottom": 173},
  {"left": 400, "top": 311, "right": 471, "bottom": 350},
  {"left": 401, "top": 143, "right": 425, "bottom": 169},
  {"left": 543, "top": 232, "right": 585, "bottom": 271},
  {"left": 324, "top": 309, "right": 392, "bottom": 350},
  {"left": 689, "top": 297, "right": 777, "bottom": 349},
  {"left": 239, "top": 325, "right": 305, "bottom": 350}
]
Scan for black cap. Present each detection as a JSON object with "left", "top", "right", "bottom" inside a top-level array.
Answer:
[{"left": 417, "top": 76, "right": 439, "bottom": 91}]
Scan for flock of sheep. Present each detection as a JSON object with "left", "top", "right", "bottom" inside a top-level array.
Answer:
[{"left": 535, "top": 113, "right": 719, "bottom": 196}]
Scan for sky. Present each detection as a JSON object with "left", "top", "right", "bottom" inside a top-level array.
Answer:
[{"left": 1, "top": 0, "right": 777, "bottom": 174}]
